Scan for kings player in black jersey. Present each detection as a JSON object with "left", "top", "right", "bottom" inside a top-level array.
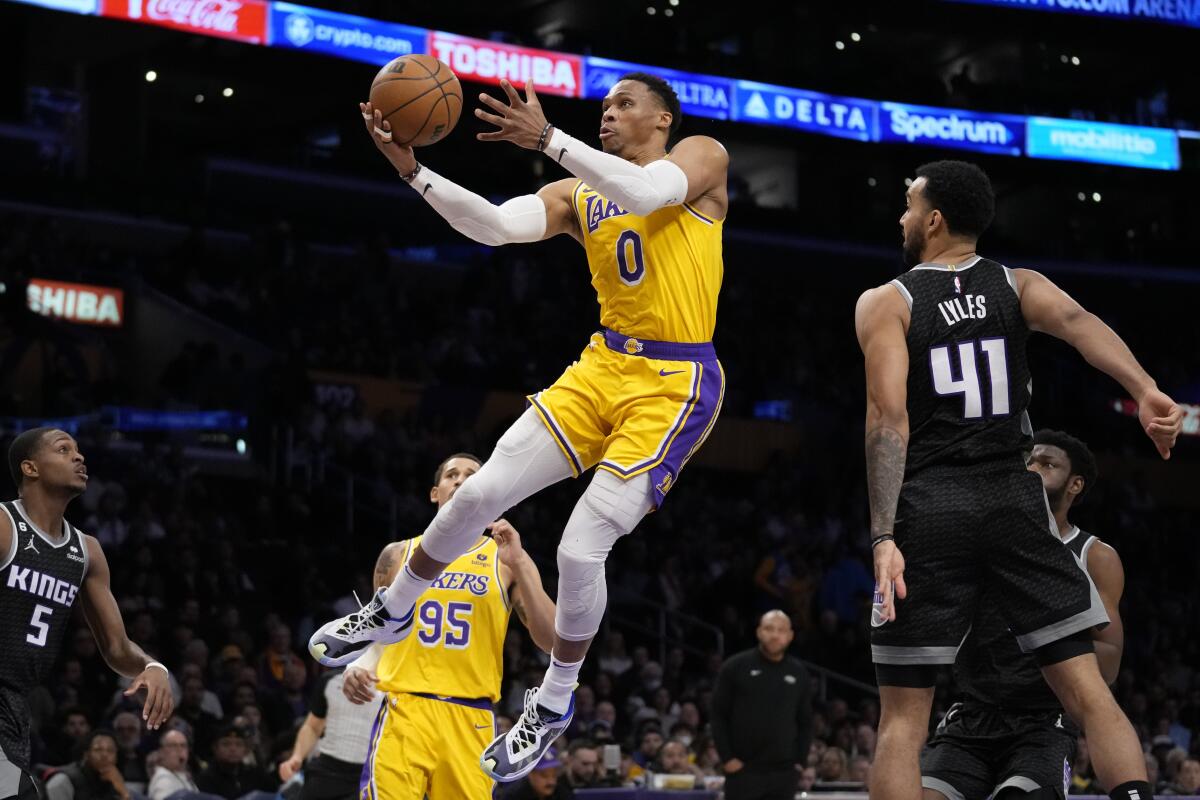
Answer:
[
  {"left": 922, "top": 430, "right": 1124, "bottom": 800},
  {"left": 856, "top": 160, "right": 1182, "bottom": 800},
  {"left": 1, "top": 428, "right": 174, "bottom": 799}
]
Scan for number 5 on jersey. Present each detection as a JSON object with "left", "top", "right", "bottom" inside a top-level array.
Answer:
[
  {"left": 28, "top": 604, "right": 52, "bottom": 647},
  {"left": 930, "top": 338, "right": 1010, "bottom": 419}
]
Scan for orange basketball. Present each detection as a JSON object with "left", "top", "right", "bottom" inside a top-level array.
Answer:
[{"left": 369, "top": 54, "right": 462, "bottom": 147}]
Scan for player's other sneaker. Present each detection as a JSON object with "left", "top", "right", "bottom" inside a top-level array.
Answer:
[
  {"left": 480, "top": 687, "right": 574, "bottom": 782},
  {"left": 308, "top": 588, "right": 413, "bottom": 667}
]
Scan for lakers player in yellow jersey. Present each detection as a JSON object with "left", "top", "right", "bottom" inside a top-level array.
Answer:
[
  {"left": 311, "top": 71, "right": 728, "bottom": 782},
  {"left": 341, "top": 453, "right": 557, "bottom": 799}
]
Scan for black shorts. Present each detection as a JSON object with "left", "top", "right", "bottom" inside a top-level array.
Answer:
[
  {"left": 921, "top": 702, "right": 1078, "bottom": 800},
  {"left": 0, "top": 742, "right": 44, "bottom": 800},
  {"left": 871, "top": 462, "right": 1107, "bottom": 668}
]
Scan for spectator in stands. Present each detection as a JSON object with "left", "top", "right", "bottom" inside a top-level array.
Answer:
[
  {"left": 1166, "top": 758, "right": 1200, "bottom": 796},
  {"left": 146, "top": 729, "right": 198, "bottom": 800},
  {"left": 632, "top": 725, "right": 665, "bottom": 770},
  {"left": 45, "top": 731, "right": 131, "bottom": 800},
  {"left": 498, "top": 748, "right": 570, "bottom": 800},
  {"left": 176, "top": 676, "right": 221, "bottom": 757},
  {"left": 562, "top": 740, "right": 601, "bottom": 791},
  {"left": 817, "top": 746, "right": 847, "bottom": 782},
  {"left": 195, "top": 725, "right": 275, "bottom": 800},
  {"left": 110, "top": 712, "right": 148, "bottom": 789},
  {"left": 799, "top": 766, "right": 818, "bottom": 792},
  {"left": 847, "top": 754, "right": 870, "bottom": 785},
  {"left": 712, "top": 610, "right": 812, "bottom": 800},
  {"left": 47, "top": 708, "right": 93, "bottom": 766},
  {"left": 656, "top": 739, "right": 705, "bottom": 781}
]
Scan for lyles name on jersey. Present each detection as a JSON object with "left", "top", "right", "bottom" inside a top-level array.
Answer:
[{"left": 938, "top": 293, "right": 987, "bottom": 327}]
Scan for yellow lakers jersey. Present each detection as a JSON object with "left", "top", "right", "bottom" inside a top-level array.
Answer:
[
  {"left": 572, "top": 177, "right": 723, "bottom": 343},
  {"left": 376, "top": 536, "right": 510, "bottom": 702}
]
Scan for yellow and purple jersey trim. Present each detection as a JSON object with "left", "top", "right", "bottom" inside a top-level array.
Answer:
[{"left": 527, "top": 329, "right": 724, "bottom": 506}]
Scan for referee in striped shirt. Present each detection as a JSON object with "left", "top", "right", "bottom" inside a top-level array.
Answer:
[{"left": 280, "top": 668, "right": 378, "bottom": 800}]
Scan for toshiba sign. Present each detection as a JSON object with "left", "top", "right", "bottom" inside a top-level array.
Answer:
[
  {"left": 428, "top": 32, "right": 582, "bottom": 98},
  {"left": 27, "top": 279, "right": 125, "bottom": 327},
  {"left": 100, "top": 0, "right": 269, "bottom": 44}
]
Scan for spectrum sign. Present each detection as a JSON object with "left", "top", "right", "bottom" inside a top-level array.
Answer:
[
  {"left": 428, "top": 31, "right": 583, "bottom": 98},
  {"left": 880, "top": 102, "right": 1025, "bottom": 156},
  {"left": 99, "top": 0, "right": 268, "bottom": 44},
  {"left": 269, "top": 2, "right": 425, "bottom": 65}
]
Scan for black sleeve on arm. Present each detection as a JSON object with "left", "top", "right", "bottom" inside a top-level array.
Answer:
[
  {"left": 710, "top": 655, "right": 737, "bottom": 763},
  {"left": 793, "top": 663, "right": 813, "bottom": 766},
  {"left": 309, "top": 672, "right": 334, "bottom": 719}
]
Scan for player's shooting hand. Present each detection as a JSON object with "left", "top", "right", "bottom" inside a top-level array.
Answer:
[
  {"left": 871, "top": 540, "right": 907, "bottom": 625},
  {"left": 475, "top": 80, "right": 550, "bottom": 149},
  {"left": 1137, "top": 388, "right": 1183, "bottom": 460},
  {"left": 359, "top": 102, "right": 417, "bottom": 175},
  {"left": 343, "top": 666, "right": 379, "bottom": 705},
  {"left": 488, "top": 519, "right": 529, "bottom": 567},
  {"left": 126, "top": 665, "right": 173, "bottom": 730}
]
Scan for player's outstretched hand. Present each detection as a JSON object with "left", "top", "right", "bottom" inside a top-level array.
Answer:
[
  {"left": 343, "top": 665, "right": 379, "bottom": 705},
  {"left": 125, "top": 665, "right": 174, "bottom": 730},
  {"left": 359, "top": 102, "right": 416, "bottom": 175},
  {"left": 475, "top": 80, "right": 550, "bottom": 150},
  {"left": 489, "top": 519, "right": 529, "bottom": 566},
  {"left": 871, "top": 540, "right": 907, "bottom": 625},
  {"left": 1138, "top": 388, "right": 1183, "bottom": 460}
]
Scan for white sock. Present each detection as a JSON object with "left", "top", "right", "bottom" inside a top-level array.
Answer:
[
  {"left": 538, "top": 654, "right": 583, "bottom": 715},
  {"left": 382, "top": 563, "right": 431, "bottom": 618}
]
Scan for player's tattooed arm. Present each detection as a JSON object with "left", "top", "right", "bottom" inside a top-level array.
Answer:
[
  {"left": 857, "top": 285, "right": 912, "bottom": 621},
  {"left": 865, "top": 426, "right": 907, "bottom": 537},
  {"left": 374, "top": 541, "right": 409, "bottom": 590}
]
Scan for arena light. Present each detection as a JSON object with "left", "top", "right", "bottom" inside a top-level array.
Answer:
[
  {"left": 144, "top": 69, "right": 157, "bottom": 82},
  {"left": 851, "top": 31, "right": 861, "bottom": 41},
  {"left": 834, "top": 40, "right": 845, "bottom": 50},
  {"left": 222, "top": 87, "right": 234, "bottom": 97},
  {"left": 194, "top": 93, "right": 205, "bottom": 103}
]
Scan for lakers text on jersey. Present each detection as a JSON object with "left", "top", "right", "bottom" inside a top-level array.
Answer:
[{"left": 362, "top": 536, "right": 507, "bottom": 800}]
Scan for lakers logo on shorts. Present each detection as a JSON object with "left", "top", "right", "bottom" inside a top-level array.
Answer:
[{"left": 624, "top": 337, "right": 644, "bottom": 354}]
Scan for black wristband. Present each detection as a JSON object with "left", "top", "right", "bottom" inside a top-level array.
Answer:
[
  {"left": 536, "top": 122, "right": 554, "bottom": 152},
  {"left": 399, "top": 162, "right": 422, "bottom": 184},
  {"left": 871, "top": 534, "right": 895, "bottom": 549}
]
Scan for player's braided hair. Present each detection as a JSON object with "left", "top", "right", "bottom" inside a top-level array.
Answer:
[
  {"left": 7, "top": 427, "right": 54, "bottom": 489},
  {"left": 432, "top": 452, "right": 482, "bottom": 486},
  {"left": 1032, "top": 429, "right": 1099, "bottom": 504},
  {"left": 915, "top": 160, "right": 995, "bottom": 239},
  {"left": 619, "top": 72, "right": 682, "bottom": 136}
]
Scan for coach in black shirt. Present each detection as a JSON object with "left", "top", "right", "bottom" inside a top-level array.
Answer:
[{"left": 712, "top": 610, "right": 812, "bottom": 800}]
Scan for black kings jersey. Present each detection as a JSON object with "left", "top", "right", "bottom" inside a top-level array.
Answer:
[
  {"left": 954, "top": 528, "right": 1098, "bottom": 711},
  {"left": 892, "top": 256, "right": 1033, "bottom": 477},
  {"left": 0, "top": 500, "right": 89, "bottom": 768}
]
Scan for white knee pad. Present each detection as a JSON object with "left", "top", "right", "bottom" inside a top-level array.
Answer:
[
  {"left": 555, "top": 471, "right": 653, "bottom": 641},
  {"left": 420, "top": 408, "right": 574, "bottom": 564}
]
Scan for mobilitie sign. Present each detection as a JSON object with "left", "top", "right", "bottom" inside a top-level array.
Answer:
[{"left": 1026, "top": 117, "right": 1180, "bottom": 170}]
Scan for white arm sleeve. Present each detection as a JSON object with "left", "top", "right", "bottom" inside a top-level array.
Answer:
[
  {"left": 543, "top": 128, "right": 689, "bottom": 216},
  {"left": 407, "top": 165, "right": 547, "bottom": 246},
  {"left": 349, "top": 642, "right": 384, "bottom": 673}
]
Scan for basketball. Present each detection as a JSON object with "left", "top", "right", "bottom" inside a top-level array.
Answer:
[{"left": 369, "top": 54, "right": 462, "bottom": 147}]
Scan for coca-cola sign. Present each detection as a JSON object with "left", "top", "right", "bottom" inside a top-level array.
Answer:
[{"left": 100, "top": 0, "right": 268, "bottom": 43}]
